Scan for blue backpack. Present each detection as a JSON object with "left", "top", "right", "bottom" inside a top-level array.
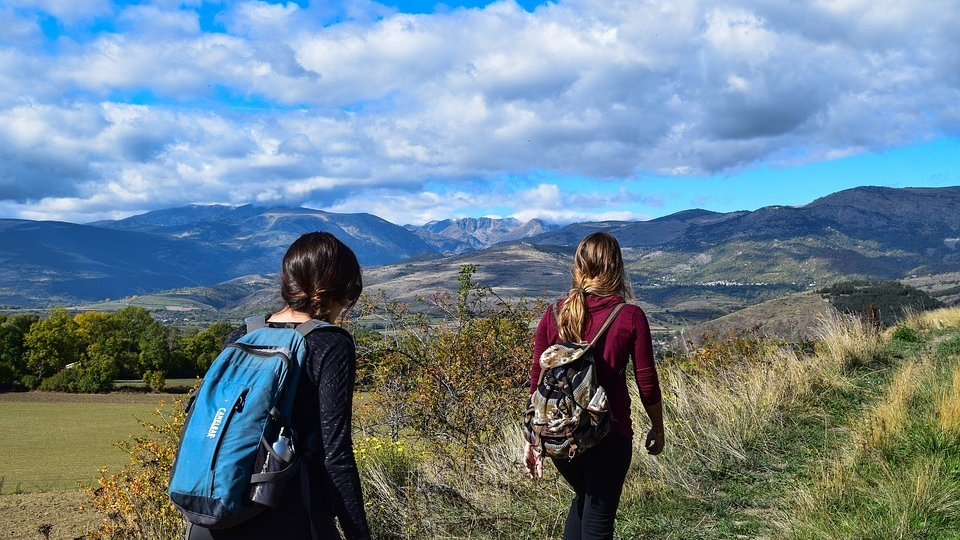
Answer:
[{"left": 168, "top": 316, "right": 328, "bottom": 530}]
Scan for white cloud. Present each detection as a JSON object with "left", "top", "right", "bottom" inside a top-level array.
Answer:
[
  {"left": 4, "top": 0, "right": 113, "bottom": 24},
  {"left": 0, "top": 0, "right": 958, "bottom": 224}
]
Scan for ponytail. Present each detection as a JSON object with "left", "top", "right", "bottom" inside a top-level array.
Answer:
[
  {"left": 555, "top": 232, "right": 633, "bottom": 342},
  {"left": 557, "top": 287, "right": 588, "bottom": 342}
]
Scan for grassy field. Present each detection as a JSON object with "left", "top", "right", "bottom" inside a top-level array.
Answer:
[
  {"left": 0, "top": 393, "right": 176, "bottom": 493},
  {"left": 607, "top": 309, "right": 960, "bottom": 539}
]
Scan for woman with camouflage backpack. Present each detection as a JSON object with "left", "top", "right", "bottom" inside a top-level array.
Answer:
[{"left": 524, "top": 231, "right": 665, "bottom": 540}]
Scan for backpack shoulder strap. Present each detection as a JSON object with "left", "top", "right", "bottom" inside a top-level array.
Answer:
[
  {"left": 297, "top": 320, "right": 356, "bottom": 344},
  {"left": 295, "top": 318, "right": 330, "bottom": 337},
  {"left": 245, "top": 316, "right": 339, "bottom": 338},
  {"left": 244, "top": 314, "right": 268, "bottom": 332},
  {"left": 587, "top": 303, "right": 626, "bottom": 348}
]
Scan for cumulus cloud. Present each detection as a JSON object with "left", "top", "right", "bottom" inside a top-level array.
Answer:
[
  {"left": 0, "top": 0, "right": 957, "bottom": 223},
  {"left": 4, "top": 0, "right": 114, "bottom": 24}
]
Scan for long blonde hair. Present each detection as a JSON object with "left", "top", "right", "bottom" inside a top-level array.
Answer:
[{"left": 556, "top": 231, "right": 634, "bottom": 342}]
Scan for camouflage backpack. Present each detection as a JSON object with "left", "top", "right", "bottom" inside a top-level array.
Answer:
[{"left": 524, "top": 303, "right": 625, "bottom": 459}]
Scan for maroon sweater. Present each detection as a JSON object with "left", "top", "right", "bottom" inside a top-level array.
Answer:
[{"left": 529, "top": 294, "right": 662, "bottom": 439}]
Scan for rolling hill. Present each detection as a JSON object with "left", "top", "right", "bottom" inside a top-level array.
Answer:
[
  {"left": 529, "top": 186, "right": 960, "bottom": 287},
  {"left": 2, "top": 186, "right": 959, "bottom": 313}
]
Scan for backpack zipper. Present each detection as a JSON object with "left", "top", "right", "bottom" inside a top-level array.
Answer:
[
  {"left": 229, "top": 343, "right": 295, "bottom": 407},
  {"left": 209, "top": 389, "right": 250, "bottom": 472}
]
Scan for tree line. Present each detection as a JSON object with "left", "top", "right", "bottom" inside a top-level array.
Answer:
[
  {"left": 817, "top": 280, "right": 943, "bottom": 327},
  {"left": 0, "top": 307, "right": 234, "bottom": 393}
]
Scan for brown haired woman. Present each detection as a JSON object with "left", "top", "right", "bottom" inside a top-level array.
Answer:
[
  {"left": 524, "top": 231, "right": 664, "bottom": 540},
  {"left": 188, "top": 231, "right": 371, "bottom": 540}
]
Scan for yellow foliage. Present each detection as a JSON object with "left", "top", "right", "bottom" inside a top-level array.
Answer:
[{"left": 83, "top": 400, "right": 186, "bottom": 540}]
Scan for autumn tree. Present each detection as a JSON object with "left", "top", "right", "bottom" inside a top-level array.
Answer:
[
  {"left": 177, "top": 321, "right": 234, "bottom": 376},
  {"left": 355, "top": 265, "right": 540, "bottom": 470},
  {"left": 0, "top": 313, "right": 39, "bottom": 388},
  {"left": 23, "top": 307, "right": 80, "bottom": 386}
]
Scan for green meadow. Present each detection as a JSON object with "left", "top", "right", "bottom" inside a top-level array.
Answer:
[{"left": 0, "top": 394, "right": 169, "bottom": 493}]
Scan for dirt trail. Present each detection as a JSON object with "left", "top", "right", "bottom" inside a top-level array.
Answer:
[{"left": 0, "top": 490, "right": 98, "bottom": 540}]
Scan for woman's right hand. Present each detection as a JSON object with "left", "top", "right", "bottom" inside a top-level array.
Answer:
[
  {"left": 645, "top": 428, "right": 665, "bottom": 455},
  {"left": 524, "top": 442, "right": 543, "bottom": 479}
]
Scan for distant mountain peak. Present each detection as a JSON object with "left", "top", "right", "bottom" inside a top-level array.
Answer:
[{"left": 410, "top": 216, "right": 559, "bottom": 253}]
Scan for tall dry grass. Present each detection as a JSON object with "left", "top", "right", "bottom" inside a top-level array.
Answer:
[
  {"left": 937, "top": 365, "right": 960, "bottom": 437},
  {"left": 857, "top": 356, "right": 931, "bottom": 452},
  {"left": 781, "top": 309, "right": 960, "bottom": 539},
  {"left": 813, "top": 311, "right": 885, "bottom": 373},
  {"left": 636, "top": 347, "right": 806, "bottom": 493},
  {"left": 903, "top": 306, "right": 960, "bottom": 332},
  {"left": 787, "top": 457, "right": 960, "bottom": 540},
  {"left": 357, "top": 422, "right": 573, "bottom": 540},
  {"left": 633, "top": 311, "right": 884, "bottom": 496}
]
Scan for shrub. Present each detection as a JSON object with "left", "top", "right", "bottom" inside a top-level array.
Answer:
[
  {"left": 891, "top": 324, "right": 922, "bottom": 343},
  {"left": 353, "top": 265, "right": 541, "bottom": 472},
  {"left": 670, "top": 326, "right": 787, "bottom": 373},
  {"left": 142, "top": 370, "right": 166, "bottom": 392},
  {"left": 937, "top": 335, "right": 960, "bottom": 358},
  {"left": 38, "top": 359, "right": 115, "bottom": 393},
  {"left": 84, "top": 399, "right": 185, "bottom": 540}
]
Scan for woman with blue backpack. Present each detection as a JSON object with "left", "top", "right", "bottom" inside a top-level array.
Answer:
[
  {"left": 182, "top": 231, "right": 371, "bottom": 540},
  {"left": 523, "top": 231, "right": 665, "bottom": 540}
]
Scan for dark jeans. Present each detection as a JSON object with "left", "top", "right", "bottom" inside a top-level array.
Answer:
[{"left": 551, "top": 433, "right": 633, "bottom": 540}]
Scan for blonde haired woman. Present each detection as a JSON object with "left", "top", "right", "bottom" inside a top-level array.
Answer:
[{"left": 524, "top": 231, "right": 664, "bottom": 540}]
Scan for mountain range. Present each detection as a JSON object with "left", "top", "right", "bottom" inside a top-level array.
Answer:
[
  {"left": 0, "top": 206, "right": 553, "bottom": 306},
  {"left": 2, "top": 186, "right": 959, "bottom": 321}
]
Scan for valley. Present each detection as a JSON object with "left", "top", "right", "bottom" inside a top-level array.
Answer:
[{"left": 2, "top": 185, "right": 959, "bottom": 341}]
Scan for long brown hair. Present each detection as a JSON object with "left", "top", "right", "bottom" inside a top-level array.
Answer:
[
  {"left": 556, "top": 231, "right": 634, "bottom": 342},
  {"left": 280, "top": 232, "right": 363, "bottom": 322}
]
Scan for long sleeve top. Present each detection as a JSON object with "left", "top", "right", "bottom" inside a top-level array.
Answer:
[{"left": 530, "top": 294, "right": 662, "bottom": 439}]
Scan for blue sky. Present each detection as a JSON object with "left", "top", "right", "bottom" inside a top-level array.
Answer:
[{"left": 0, "top": 0, "right": 958, "bottom": 225}]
